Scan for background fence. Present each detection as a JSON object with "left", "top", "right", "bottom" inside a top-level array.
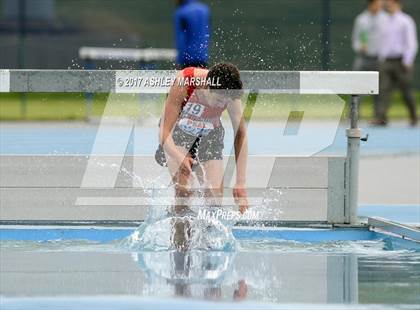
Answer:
[{"left": 0, "top": 0, "right": 419, "bottom": 88}]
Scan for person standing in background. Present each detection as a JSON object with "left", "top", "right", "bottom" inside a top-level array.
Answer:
[
  {"left": 352, "top": 0, "right": 387, "bottom": 109},
  {"left": 352, "top": 0, "right": 387, "bottom": 71},
  {"left": 174, "top": 0, "right": 211, "bottom": 69},
  {"left": 376, "top": 0, "right": 418, "bottom": 126}
]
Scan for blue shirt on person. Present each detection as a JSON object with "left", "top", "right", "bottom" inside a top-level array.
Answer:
[{"left": 174, "top": 0, "right": 211, "bottom": 68}]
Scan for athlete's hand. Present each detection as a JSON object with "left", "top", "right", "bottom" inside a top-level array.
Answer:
[
  {"left": 233, "top": 185, "right": 248, "bottom": 214},
  {"left": 178, "top": 155, "right": 196, "bottom": 177}
]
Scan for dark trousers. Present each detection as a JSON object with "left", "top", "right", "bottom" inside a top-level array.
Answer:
[
  {"left": 353, "top": 55, "right": 380, "bottom": 107},
  {"left": 377, "top": 59, "right": 417, "bottom": 124}
]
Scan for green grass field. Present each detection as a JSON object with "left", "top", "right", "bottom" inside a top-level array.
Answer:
[{"left": 0, "top": 92, "right": 419, "bottom": 121}]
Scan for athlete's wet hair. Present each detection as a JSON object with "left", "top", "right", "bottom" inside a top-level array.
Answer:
[{"left": 207, "top": 63, "right": 243, "bottom": 99}]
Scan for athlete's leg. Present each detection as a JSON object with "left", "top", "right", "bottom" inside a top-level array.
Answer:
[
  {"left": 201, "top": 159, "right": 224, "bottom": 205},
  {"left": 166, "top": 145, "right": 194, "bottom": 210},
  {"left": 166, "top": 145, "right": 193, "bottom": 250}
]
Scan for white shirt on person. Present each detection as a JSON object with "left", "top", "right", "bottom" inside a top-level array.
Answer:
[
  {"left": 378, "top": 10, "right": 418, "bottom": 66},
  {"left": 352, "top": 10, "right": 387, "bottom": 57}
]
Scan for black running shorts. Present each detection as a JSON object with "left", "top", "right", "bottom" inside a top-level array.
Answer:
[{"left": 172, "top": 125, "right": 225, "bottom": 162}]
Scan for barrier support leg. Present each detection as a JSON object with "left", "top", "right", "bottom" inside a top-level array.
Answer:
[{"left": 345, "top": 95, "right": 361, "bottom": 224}]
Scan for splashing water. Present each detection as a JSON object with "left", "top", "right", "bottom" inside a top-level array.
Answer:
[
  {"left": 121, "top": 183, "right": 238, "bottom": 252},
  {"left": 122, "top": 213, "right": 237, "bottom": 252},
  {"left": 135, "top": 250, "right": 236, "bottom": 283}
]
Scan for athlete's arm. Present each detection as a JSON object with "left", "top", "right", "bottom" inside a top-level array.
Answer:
[
  {"left": 160, "top": 74, "right": 195, "bottom": 174},
  {"left": 227, "top": 98, "right": 249, "bottom": 213}
]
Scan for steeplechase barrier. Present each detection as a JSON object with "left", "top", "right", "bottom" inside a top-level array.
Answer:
[{"left": 0, "top": 70, "right": 378, "bottom": 225}]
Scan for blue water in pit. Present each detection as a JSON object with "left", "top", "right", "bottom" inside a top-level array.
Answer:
[{"left": 1, "top": 222, "right": 419, "bottom": 307}]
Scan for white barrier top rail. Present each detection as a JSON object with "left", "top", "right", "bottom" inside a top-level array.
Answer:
[
  {"left": 0, "top": 70, "right": 378, "bottom": 94},
  {"left": 79, "top": 47, "right": 177, "bottom": 62}
]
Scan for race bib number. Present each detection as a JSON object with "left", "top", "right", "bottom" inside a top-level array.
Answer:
[
  {"left": 184, "top": 102, "right": 205, "bottom": 117},
  {"left": 178, "top": 118, "right": 214, "bottom": 137}
]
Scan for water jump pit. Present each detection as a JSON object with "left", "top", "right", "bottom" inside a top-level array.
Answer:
[{"left": 1, "top": 221, "right": 419, "bottom": 309}]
